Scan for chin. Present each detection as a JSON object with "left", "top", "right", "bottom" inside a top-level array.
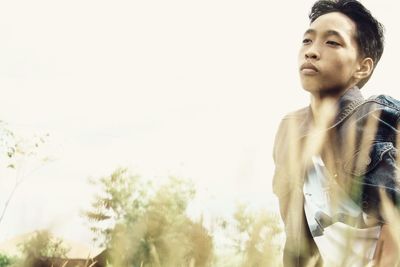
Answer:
[
  {"left": 301, "top": 83, "right": 320, "bottom": 93},
  {"left": 301, "top": 85, "right": 328, "bottom": 97},
  {"left": 301, "top": 85, "right": 347, "bottom": 98}
]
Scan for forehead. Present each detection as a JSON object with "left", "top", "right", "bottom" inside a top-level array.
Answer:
[{"left": 306, "top": 12, "right": 357, "bottom": 41}]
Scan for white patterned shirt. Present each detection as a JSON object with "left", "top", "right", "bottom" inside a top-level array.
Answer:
[{"left": 303, "top": 156, "right": 381, "bottom": 267}]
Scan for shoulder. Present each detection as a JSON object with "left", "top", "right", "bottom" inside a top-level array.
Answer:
[
  {"left": 350, "top": 94, "right": 400, "bottom": 143},
  {"left": 276, "top": 106, "right": 310, "bottom": 136},
  {"left": 273, "top": 106, "right": 310, "bottom": 158},
  {"left": 349, "top": 94, "right": 400, "bottom": 129},
  {"left": 366, "top": 94, "right": 400, "bottom": 128},
  {"left": 276, "top": 106, "right": 310, "bottom": 134},
  {"left": 365, "top": 94, "right": 400, "bottom": 112},
  {"left": 281, "top": 106, "right": 310, "bottom": 121}
]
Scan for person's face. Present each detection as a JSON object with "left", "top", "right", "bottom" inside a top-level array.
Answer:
[{"left": 298, "top": 12, "right": 361, "bottom": 96}]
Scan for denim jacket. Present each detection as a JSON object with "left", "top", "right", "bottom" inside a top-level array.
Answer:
[{"left": 273, "top": 87, "right": 400, "bottom": 267}]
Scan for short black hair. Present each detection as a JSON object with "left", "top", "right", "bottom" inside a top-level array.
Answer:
[{"left": 309, "top": 0, "right": 385, "bottom": 70}]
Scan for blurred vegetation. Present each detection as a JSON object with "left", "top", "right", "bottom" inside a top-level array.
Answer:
[
  {"left": 0, "top": 122, "right": 50, "bottom": 225},
  {"left": 0, "top": 230, "right": 70, "bottom": 267},
  {"left": 0, "top": 253, "right": 15, "bottom": 267},
  {"left": 19, "top": 230, "right": 70, "bottom": 258},
  {"left": 83, "top": 168, "right": 283, "bottom": 267},
  {"left": 1, "top": 124, "right": 283, "bottom": 266},
  {"left": 84, "top": 168, "right": 214, "bottom": 267},
  {"left": 0, "top": 166, "right": 283, "bottom": 267},
  {"left": 213, "top": 203, "right": 283, "bottom": 267},
  {"left": 16, "top": 230, "right": 70, "bottom": 266},
  {"left": 233, "top": 204, "right": 282, "bottom": 267}
]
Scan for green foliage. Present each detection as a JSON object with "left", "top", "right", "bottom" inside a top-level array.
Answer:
[
  {"left": 217, "top": 203, "right": 283, "bottom": 267},
  {"left": 84, "top": 168, "right": 285, "bottom": 267},
  {"left": 18, "top": 230, "right": 70, "bottom": 265},
  {"left": 0, "top": 122, "right": 51, "bottom": 225},
  {"left": 0, "top": 122, "right": 49, "bottom": 170},
  {"left": 84, "top": 168, "right": 149, "bottom": 247},
  {"left": 108, "top": 177, "right": 211, "bottom": 267},
  {"left": 0, "top": 122, "right": 16, "bottom": 168},
  {"left": 85, "top": 169, "right": 213, "bottom": 267},
  {"left": 0, "top": 253, "right": 15, "bottom": 267}
]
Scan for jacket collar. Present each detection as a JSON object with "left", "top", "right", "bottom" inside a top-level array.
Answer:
[
  {"left": 298, "top": 86, "right": 365, "bottom": 138},
  {"left": 335, "top": 86, "right": 365, "bottom": 125}
]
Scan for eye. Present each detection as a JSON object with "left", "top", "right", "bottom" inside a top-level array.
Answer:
[
  {"left": 302, "top": 38, "right": 312, "bottom": 45},
  {"left": 326, "top": 40, "right": 341, "bottom": 46}
]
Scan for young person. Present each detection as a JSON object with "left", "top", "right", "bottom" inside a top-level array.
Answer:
[{"left": 273, "top": 1, "right": 400, "bottom": 266}]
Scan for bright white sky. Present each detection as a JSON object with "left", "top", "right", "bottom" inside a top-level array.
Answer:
[{"left": 0, "top": 0, "right": 399, "bottom": 247}]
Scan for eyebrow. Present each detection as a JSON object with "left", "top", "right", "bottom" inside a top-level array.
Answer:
[{"left": 303, "top": 29, "right": 344, "bottom": 40}]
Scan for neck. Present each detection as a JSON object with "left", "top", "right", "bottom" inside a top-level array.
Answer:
[
  {"left": 310, "top": 91, "right": 343, "bottom": 126},
  {"left": 309, "top": 82, "right": 360, "bottom": 114}
]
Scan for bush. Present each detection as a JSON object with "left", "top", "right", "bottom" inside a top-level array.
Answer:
[{"left": 0, "top": 253, "right": 15, "bottom": 267}]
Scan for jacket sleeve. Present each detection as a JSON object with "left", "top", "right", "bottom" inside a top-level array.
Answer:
[{"left": 349, "top": 141, "right": 400, "bottom": 223}]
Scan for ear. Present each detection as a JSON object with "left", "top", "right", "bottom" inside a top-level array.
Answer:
[{"left": 354, "top": 57, "right": 374, "bottom": 80}]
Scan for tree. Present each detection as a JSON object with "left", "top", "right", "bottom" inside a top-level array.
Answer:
[
  {"left": 84, "top": 168, "right": 149, "bottom": 248},
  {"left": 0, "top": 121, "right": 50, "bottom": 226},
  {"left": 216, "top": 203, "right": 283, "bottom": 267},
  {"left": 0, "top": 253, "right": 15, "bottom": 267},
  {"left": 84, "top": 169, "right": 214, "bottom": 267},
  {"left": 108, "top": 177, "right": 213, "bottom": 267},
  {"left": 17, "top": 230, "right": 70, "bottom": 266}
]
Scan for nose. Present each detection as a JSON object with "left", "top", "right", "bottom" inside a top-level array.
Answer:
[{"left": 305, "top": 46, "right": 320, "bottom": 60}]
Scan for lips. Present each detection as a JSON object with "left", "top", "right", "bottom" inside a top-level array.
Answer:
[{"left": 300, "top": 62, "right": 319, "bottom": 74}]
